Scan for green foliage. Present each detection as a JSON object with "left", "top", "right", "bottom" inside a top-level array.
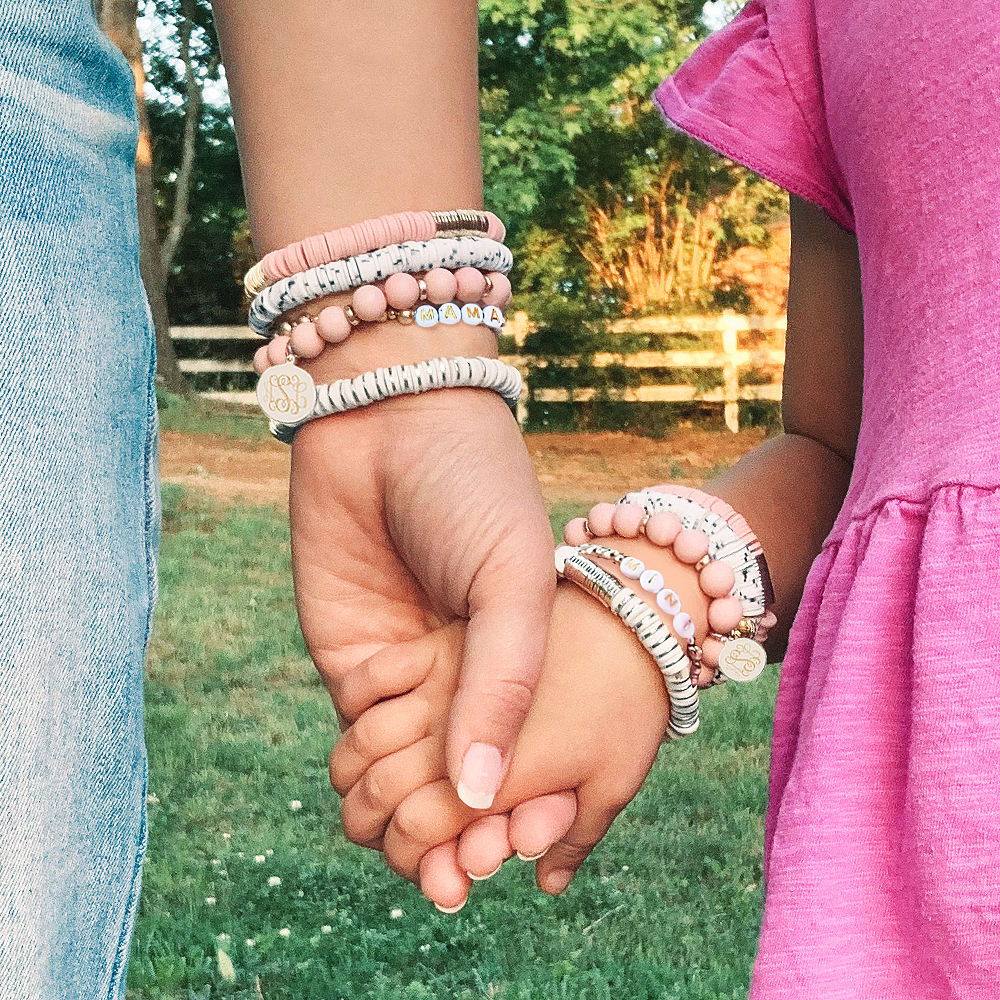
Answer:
[{"left": 131, "top": 485, "right": 778, "bottom": 999}]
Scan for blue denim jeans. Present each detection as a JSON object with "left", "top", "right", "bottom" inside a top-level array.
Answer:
[{"left": 0, "top": 3, "right": 157, "bottom": 998}]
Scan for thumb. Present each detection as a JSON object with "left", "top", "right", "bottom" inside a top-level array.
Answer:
[{"left": 445, "top": 553, "right": 555, "bottom": 809}]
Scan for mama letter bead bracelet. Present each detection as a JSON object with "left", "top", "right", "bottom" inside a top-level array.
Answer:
[
  {"left": 261, "top": 355, "right": 523, "bottom": 443},
  {"left": 554, "top": 544, "right": 700, "bottom": 738},
  {"left": 248, "top": 238, "right": 513, "bottom": 337}
]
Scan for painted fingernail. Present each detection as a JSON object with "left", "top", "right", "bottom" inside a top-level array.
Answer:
[
  {"left": 543, "top": 869, "right": 574, "bottom": 895},
  {"left": 467, "top": 862, "right": 503, "bottom": 882},
  {"left": 434, "top": 897, "right": 468, "bottom": 914},
  {"left": 516, "top": 847, "right": 550, "bottom": 862},
  {"left": 457, "top": 743, "right": 502, "bottom": 809}
]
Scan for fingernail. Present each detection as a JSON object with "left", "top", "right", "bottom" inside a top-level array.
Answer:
[
  {"left": 456, "top": 743, "right": 502, "bottom": 809},
  {"left": 544, "top": 868, "right": 574, "bottom": 895},
  {"left": 467, "top": 862, "right": 503, "bottom": 882},
  {"left": 516, "top": 847, "right": 550, "bottom": 862},
  {"left": 434, "top": 897, "right": 468, "bottom": 914}
]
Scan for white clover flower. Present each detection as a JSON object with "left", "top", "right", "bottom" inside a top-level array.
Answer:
[
  {"left": 212, "top": 859, "right": 221, "bottom": 866},
  {"left": 321, "top": 925, "right": 332, "bottom": 934},
  {"left": 245, "top": 938, "right": 255, "bottom": 948},
  {"left": 288, "top": 800, "right": 302, "bottom": 811},
  {"left": 419, "top": 943, "right": 431, "bottom": 953},
  {"left": 621, "top": 865, "right": 629, "bottom": 872},
  {"left": 390, "top": 908, "right": 403, "bottom": 919},
  {"left": 279, "top": 928, "right": 291, "bottom": 937},
  {"left": 268, "top": 876, "right": 281, "bottom": 887},
  {"left": 205, "top": 897, "right": 216, "bottom": 906},
  {"left": 222, "top": 832, "right": 231, "bottom": 840},
  {"left": 254, "top": 855, "right": 266, "bottom": 864},
  {"left": 266, "top": 849, "right": 274, "bottom": 856},
  {"left": 219, "top": 870, "right": 228, "bottom": 877},
  {"left": 237, "top": 852, "right": 244, "bottom": 858},
  {"left": 217, "top": 933, "right": 231, "bottom": 943},
  {"left": 296, "top": 890, "right": 304, "bottom": 898},
  {"left": 146, "top": 793, "right": 160, "bottom": 805}
]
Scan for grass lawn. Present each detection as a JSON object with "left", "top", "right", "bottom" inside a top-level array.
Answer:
[{"left": 129, "top": 482, "right": 778, "bottom": 1000}]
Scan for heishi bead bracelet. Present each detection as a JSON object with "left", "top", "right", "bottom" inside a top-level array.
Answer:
[
  {"left": 244, "top": 209, "right": 507, "bottom": 297},
  {"left": 554, "top": 544, "right": 701, "bottom": 739},
  {"left": 248, "top": 238, "right": 513, "bottom": 337},
  {"left": 263, "top": 356, "right": 523, "bottom": 443}
]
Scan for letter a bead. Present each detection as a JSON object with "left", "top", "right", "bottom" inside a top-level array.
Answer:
[
  {"left": 484, "top": 305, "right": 505, "bottom": 330},
  {"left": 415, "top": 304, "right": 439, "bottom": 328},
  {"left": 438, "top": 302, "right": 462, "bottom": 325}
]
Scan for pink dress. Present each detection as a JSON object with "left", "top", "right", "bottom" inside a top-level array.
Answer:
[{"left": 655, "top": 2, "right": 1000, "bottom": 997}]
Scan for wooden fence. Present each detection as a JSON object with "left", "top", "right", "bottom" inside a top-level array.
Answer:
[{"left": 170, "top": 311, "right": 785, "bottom": 432}]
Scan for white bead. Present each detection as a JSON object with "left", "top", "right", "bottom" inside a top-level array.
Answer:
[
  {"left": 619, "top": 556, "right": 644, "bottom": 580},
  {"left": 415, "top": 304, "right": 438, "bottom": 328},
  {"left": 461, "top": 303, "right": 485, "bottom": 326},
  {"left": 437, "top": 302, "right": 462, "bottom": 325},
  {"left": 554, "top": 545, "right": 576, "bottom": 574},
  {"left": 483, "top": 305, "right": 505, "bottom": 329},
  {"left": 639, "top": 568, "right": 664, "bottom": 593},
  {"left": 673, "top": 612, "right": 695, "bottom": 641},
  {"left": 656, "top": 588, "right": 682, "bottom": 615}
]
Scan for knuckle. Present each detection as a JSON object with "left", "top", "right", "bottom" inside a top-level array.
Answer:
[
  {"left": 477, "top": 676, "right": 535, "bottom": 728},
  {"left": 339, "top": 802, "right": 370, "bottom": 846},
  {"left": 328, "top": 746, "right": 350, "bottom": 797},
  {"left": 391, "top": 799, "right": 430, "bottom": 845},
  {"left": 347, "top": 714, "right": 377, "bottom": 760},
  {"left": 356, "top": 768, "right": 387, "bottom": 814}
]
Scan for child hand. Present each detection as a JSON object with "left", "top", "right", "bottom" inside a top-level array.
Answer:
[{"left": 331, "top": 532, "right": 711, "bottom": 907}]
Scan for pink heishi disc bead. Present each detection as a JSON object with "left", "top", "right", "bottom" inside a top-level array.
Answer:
[
  {"left": 316, "top": 306, "right": 352, "bottom": 344},
  {"left": 351, "top": 283, "right": 388, "bottom": 322},
  {"left": 586, "top": 502, "right": 617, "bottom": 536},
  {"left": 384, "top": 272, "right": 421, "bottom": 310},
  {"left": 698, "top": 558, "right": 736, "bottom": 598},
  {"left": 672, "top": 528, "right": 711, "bottom": 564},
  {"left": 563, "top": 517, "right": 590, "bottom": 546},
  {"left": 645, "top": 511, "right": 682, "bottom": 546},
  {"left": 424, "top": 267, "right": 458, "bottom": 304},
  {"left": 701, "top": 635, "right": 724, "bottom": 668},
  {"left": 290, "top": 321, "right": 324, "bottom": 359},
  {"left": 266, "top": 335, "right": 290, "bottom": 367},
  {"left": 454, "top": 266, "right": 487, "bottom": 302},
  {"left": 483, "top": 271, "right": 512, "bottom": 308},
  {"left": 612, "top": 503, "right": 645, "bottom": 538},
  {"left": 708, "top": 595, "right": 744, "bottom": 633},
  {"left": 252, "top": 344, "right": 270, "bottom": 374}
]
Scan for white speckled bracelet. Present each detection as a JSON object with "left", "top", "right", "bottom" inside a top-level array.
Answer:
[
  {"left": 554, "top": 544, "right": 700, "bottom": 738},
  {"left": 248, "top": 237, "right": 513, "bottom": 337},
  {"left": 267, "top": 356, "right": 522, "bottom": 443}
]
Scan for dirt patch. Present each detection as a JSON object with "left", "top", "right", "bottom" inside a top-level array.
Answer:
[{"left": 158, "top": 426, "right": 767, "bottom": 509}]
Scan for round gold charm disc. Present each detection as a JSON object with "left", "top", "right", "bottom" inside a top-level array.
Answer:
[
  {"left": 256, "top": 362, "right": 317, "bottom": 424},
  {"left": 718, "top": 637, "right": 767, "bottom": 683}
]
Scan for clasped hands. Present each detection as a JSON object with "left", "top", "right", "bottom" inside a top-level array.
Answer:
[{"left": 289, "top": 390, "right": 710, "bottom": 910}]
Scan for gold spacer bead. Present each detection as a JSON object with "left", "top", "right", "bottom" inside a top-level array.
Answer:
[
  {"left": 397, "top": 309, "right": 415, "bottom": 325},
  {"left": 694, "top": 555, "right": 712, "bottom": 572},
  {"left": 483, "top": 273, "right": 494, "bottom": 294},
  {"left": 417, "top": 278, "right": 428, "bottom": 302},
  {"left": 343, "top": 305, "right": 361, "bottom": 327},
  {"left": 279, "top": 322, "right": 292, "bottom": 334}
]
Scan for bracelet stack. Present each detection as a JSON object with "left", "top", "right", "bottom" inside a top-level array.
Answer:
[
  {"left": 243, "top": 209, "right": 522, "bottom": 439},
  {"left": 556, "top": 485, "right": 778, "bottom": 737}
]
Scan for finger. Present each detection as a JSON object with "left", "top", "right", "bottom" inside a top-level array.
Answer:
[
  {"left": 333, "top": 637, "right": 437, "bottom": 725},
  {"left": 534, "top": 780, "right": 630, "bottom": 896},
  {"left": 419, "top": 841, "right": 472, "bottom": 912},
  {"left": 446, "top": 552, "right": 556, "bottom": 809},
  {"left": 508, "top": 790, "right": 578, "bottom": 861},
  {"left": 456, "top": 815, "right": 512, "bottom": 880},
  {"left": 329, "top": 692, "right": 430, "bottom": 796},
  {"left": 339, "top": 736, "right": 442, "bottom": 846},
  {"left": 383, "top": 779, "right": 475, "bottom": 882}
]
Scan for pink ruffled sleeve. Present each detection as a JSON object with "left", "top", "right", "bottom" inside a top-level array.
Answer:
[{"left": 654, "top": 0, "right": 854, "bottom": 233}]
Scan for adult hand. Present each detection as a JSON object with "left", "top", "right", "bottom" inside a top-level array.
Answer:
[{"left": 289, "top": 386, "right": 555, "bottom": 815}]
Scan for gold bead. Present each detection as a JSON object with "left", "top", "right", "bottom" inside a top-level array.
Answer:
[
  {"left": 343, "top": 305, "right": 361, "bottom": 327},
  {"left": 398, "top": 309, "right": 415, "bottom": 325},
  {"left": 417, "top": 278, "right": 428, "bottom": 302},
  {"left": 694, "top": 555, "right": 712, "bottom": 572}
]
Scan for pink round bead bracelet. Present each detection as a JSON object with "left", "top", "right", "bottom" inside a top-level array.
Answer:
[{"left": 244, "top": 209, "right": 507, "bottom": 297}]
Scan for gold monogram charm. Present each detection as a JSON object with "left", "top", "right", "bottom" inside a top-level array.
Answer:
[
  {"left": 256, "top": 362, "right": 317, "bottom": 424},
  {"left": 718, "top": 637, "right": 767, "bottom": 683}
]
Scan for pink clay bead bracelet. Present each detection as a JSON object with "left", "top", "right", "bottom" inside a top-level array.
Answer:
[
  {"left": 245, "top": 209, "right": 507, "bottom": 297},
  {"left": 564, "top": 497, "right": 775, "bottom": 675}
]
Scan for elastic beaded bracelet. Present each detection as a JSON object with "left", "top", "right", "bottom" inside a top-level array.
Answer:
[
  {"left": 248, "top": 238, "right": 513, "bottom": 337},
  {"left": 253, "top": 297, "right": 508, "bottom": 374},
  {"left": 554, "top": 544, "right": 700, "bottom": 739},
  {"left": 262, "top": 356, "right": 523, "bottom": 443},
  {"left": 244, "top": 209, "right": 507, "bottom": 297}
]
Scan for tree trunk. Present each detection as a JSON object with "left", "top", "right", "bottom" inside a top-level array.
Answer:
[{"left": 95, "top": 0, "right": 189, "bottom": 394}]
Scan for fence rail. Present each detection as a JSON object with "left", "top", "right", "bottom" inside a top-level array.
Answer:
[{"left": 170, "top": 312, "right": 785, "bottom": 432}]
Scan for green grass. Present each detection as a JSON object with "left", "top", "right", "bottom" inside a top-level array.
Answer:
[
  {"left": 131, "top": 485, "right": 778, "bottom": 999},
  {"left": 157, "top": 389, "right": 271, "bottom": 443}
]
